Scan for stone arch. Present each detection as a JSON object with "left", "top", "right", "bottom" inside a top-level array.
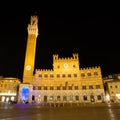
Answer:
[
  {"left": 68, "top": 92, "right": 73, "bottom": 96},
  {"left": 49, "top": 93, "right": 54, "bottom": 102},
  {"left": 68, "top": 92, "right": 73, "bottom": 101},
  {"left": 62, "top": 92, "right": 67, "bottom": 96},
  {"left": 62, "top": 92, "right": 67, "bottom": 102},
  {"left": 83, "top": 92, "right": 87, "bottom": 95},
  {"left": 55, "top": 92, "right": 61, "bottom": 101},
  {"left": 75, "top": 92, "right": 79, "bottom": 96},
  {"left": 74, "top": 92, "right": 80, "bottom": 101},
  {"left": 43, "top": 92, "right": 48, "bottom": 103},
  {"left": 56, "top": 92, "right": 61, "bottom": 96},
  {"left": 82, "top": 92, "right": 88, "bottom": 101}
]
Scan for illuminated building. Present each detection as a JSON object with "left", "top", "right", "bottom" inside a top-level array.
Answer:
[
  {"left": 0, "top": 76, "right": 21, "bottom": 102},
  {"left": 103, "top": 74, "right": 120, "bottom": 103},
  {"left": 18, "top": 15, "right": 105, "bottom": 104}
]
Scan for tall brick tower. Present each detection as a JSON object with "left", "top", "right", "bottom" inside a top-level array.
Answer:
[{"left": 23, "top": 15, "right": 38, "bottom": 83}]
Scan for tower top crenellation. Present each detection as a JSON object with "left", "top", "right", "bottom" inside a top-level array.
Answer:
[{"left": 27, "top": 15, "right": 38, "bottom": 37}]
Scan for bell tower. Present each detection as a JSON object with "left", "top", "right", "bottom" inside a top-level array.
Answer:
[{"left": 23, "top": 15, "right": 38, "bottom": 83}]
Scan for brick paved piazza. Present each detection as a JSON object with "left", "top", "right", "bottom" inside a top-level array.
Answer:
[{"left": 0, "top": 103, "right": 120, "bottom": 120}]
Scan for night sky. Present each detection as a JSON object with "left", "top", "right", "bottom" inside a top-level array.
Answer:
[{"left": 0, "top": 2, "right": 120, "bottom": 80}]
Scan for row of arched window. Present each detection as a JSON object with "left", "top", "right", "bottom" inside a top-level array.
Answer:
[
  {"left": 38, "top": 72, "right": 99, "bottom": 78},
  {"left": 33, "top": 85, "right": 101, "bottom": 90}
]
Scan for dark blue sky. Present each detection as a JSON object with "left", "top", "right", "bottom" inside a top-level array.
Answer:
[{"left": 0, "top": 2, "right": 120, "bottom": 80}]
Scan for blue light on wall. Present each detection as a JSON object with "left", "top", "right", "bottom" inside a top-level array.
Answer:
[{"left": 21, "top": 87, "right": 29, "bottom": 101}]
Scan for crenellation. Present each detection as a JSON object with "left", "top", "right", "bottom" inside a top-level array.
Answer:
[
  {"left": 80, "top": 66, "right": 101, "bottom": 71},
  {"left": 42, "top": 69, "right": 53, "bottom": 71},
  {"left": 53, "top": 54, "right": 59, "bottom": 60},
  {"left": 86, "top": 67, "right": 88, "bottom": 70},
  {"left": 31, "top": 15, "right": 38, "bottom": 19},
  {"left": 89, "top": 67, "right": 91, "bottom": 69}
]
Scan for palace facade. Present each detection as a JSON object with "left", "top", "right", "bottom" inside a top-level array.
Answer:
[
  {"left": 19, "top": 54, "right": 105, "bottom": 104},
  {"left": 18, "top": 15, "right": 105, "bottom": 104}
]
